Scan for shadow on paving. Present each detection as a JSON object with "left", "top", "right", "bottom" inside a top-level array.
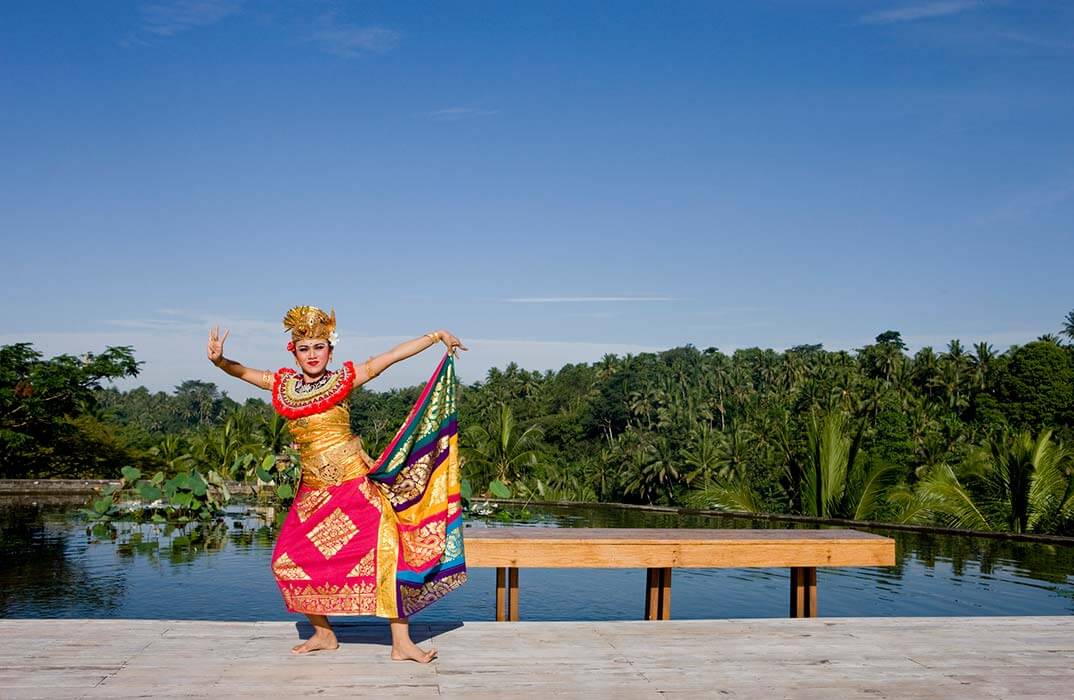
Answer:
[{"left": 294, "top": 619, "right": 464, "bottom": 646}]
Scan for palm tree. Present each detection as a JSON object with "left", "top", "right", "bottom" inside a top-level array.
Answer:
[
  {"left": 970, "top": 342, "right": 996, "bottom": 391},
  {"left": 911, "top": 346, "right": 940, "bottom": 401},
  {"left": 595, "top": 353, "right": 620, "bottom": 381},
  {"left": 622, "top": 435, "right": 681, "bottom": 505},
  {"left": 802, "top": 410, "right": 898, "bottom": 520},
  {"left": 804, "top": 410, "right": 851, "bottom": 518},
  {"left": 679, "top": 425, "right": 729, "bottom": 486},
  {"left": 591, "top": 449, "right": 620, "bottom": 501},
  {"left": 1062, "top": 309, "right": 1074, "bottom": 344},
  {"left": 627, "top": 386, "right": 664, "bottom": 430},
  {"left": 702, "top": 355, "right": 732, "bottom": 430},
  {"left": 173, "top": 380, "right": 221, "bottom": 427},
  {"left": 905, "top": 398, "right": 946, "bottom": 472},
  {"left": 462, "top": 403, "right": 544, "bottom": 486},
  {"left": 258, "top": 413, "right": 291, "bottom": 455},
  {"left": 150, "top": 435, "right": 193, "bottom": 475},
  {"left": 934, "top": 341, "right": 971, "bottom": 412},
  {"left": 900, "top": 429, "right": 1074, "bottom": 533},
  {"left": 189, "top": 416, "right": 256, "bottom": 477},
  {"left": 683, "top": 474, "right": 765, "bottom": 513}
]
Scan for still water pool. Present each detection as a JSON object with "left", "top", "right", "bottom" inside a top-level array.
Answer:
[{"left": 2, "top": 498, "right": 1072, "bottom": 622}]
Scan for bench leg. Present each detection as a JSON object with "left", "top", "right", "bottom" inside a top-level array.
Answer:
[
  {"left": 644, "top": 567, "right": 672, "bottom": 620},
  {"left": 496, "top": 567, "right": 506, "bottom": 621},
  {"left": 508, "top": 567, "right": 519, "bottom": 622},
  {"left": 645, "top": 568, "right": 658, "bottom": 620},
  {"left": 789, "top": 566, "right": 817, "bottom": 618},
  {"left": 495, "top": 567, "right": 521, "bottom": 621},
  {"left": 660, "top": 567, "right": 671, "bottom": 620}
]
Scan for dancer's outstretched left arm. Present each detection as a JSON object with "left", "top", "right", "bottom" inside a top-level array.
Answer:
[{"left": 358, "top": 329, "right": 466, "bottom": 385}]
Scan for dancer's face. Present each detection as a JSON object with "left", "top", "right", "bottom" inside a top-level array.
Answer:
[{"left": 294, "top": 338, "right": 332, "bottom": 378}]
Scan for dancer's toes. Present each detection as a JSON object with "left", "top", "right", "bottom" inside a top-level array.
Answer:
[
  {"left": 391, "top": 643, "right": 437, "bottom": 663},
  {"left": 291, "top": 635, "right": 339, "bottom": 655}
]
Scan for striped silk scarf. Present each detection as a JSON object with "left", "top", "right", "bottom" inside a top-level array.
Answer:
[{"left": 367, "top": 352, "right": 468, "bottom": 616}]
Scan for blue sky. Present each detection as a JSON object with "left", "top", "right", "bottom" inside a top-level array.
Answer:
[{"left": 3, "top": 1, "right": 1073, "bottom": 399}]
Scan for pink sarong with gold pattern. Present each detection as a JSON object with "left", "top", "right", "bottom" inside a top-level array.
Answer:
[{"left": 268, "top": 353, "right": 467, "bottom": 618}]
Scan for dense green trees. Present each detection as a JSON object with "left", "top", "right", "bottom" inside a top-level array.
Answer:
[
  {"left": 0, "top": 344, "right": 141, "bottom": 478},
  {"left": 3, "top": 308, "right": 1073, "bottom": 535},
  {"left": 994, "top": 341, "right": 1074, "bottom": 430},
  {"left": 448, "top": 314, "right": 1073, "bottom": 535}
]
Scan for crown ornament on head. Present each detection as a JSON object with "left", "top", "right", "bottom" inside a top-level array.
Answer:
[{"left": 282, "top": 306, "right": 337, "bottom": 348}]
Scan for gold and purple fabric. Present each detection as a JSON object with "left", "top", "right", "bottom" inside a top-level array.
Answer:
[{"left": 270, "top": 352, "right": 467, "bottom": 618}]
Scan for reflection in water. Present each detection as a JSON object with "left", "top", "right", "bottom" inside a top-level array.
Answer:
[
  {"left": 0, "top": 502, "right": 126, "bottom": 617},
  {"left": 1, "top": 498, "right": 1071, "bottom": 621},
  {"left": 95, "top": 507, "right": 279, "bottom": 566}
]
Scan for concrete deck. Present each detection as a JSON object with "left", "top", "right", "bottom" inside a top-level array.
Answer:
[{"left": 1, "top": 617, "right": 1072, "bottom": 698}]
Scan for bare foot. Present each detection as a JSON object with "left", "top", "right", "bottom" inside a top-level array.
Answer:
[
  {"left": 291, "top": 632, "right": 339, "bottom": 655},
  {"left": 390, "top": 641, "right": 437, "bottom": 663}
]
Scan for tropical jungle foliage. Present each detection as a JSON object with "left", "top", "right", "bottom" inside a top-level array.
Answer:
[{"left": 3, "top": 309, "right": 1074, "bottom": 534}]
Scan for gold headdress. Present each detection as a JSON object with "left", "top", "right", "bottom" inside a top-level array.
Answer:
[{"left": 283, "top": 306, "right": 337, "bottom": 345}]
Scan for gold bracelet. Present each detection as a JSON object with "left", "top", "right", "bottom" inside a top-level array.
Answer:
[{"left": 425, "top": 331, "right": 441, "bottom": 344}]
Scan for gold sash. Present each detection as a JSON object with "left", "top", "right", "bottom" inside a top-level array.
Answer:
[{"left": 288, "top": 405, "right": 376, "bottom": 488}]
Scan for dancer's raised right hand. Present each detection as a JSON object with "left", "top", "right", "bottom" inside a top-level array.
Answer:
[{"left": 208, "top": 326, "right": 230, "bottom": 366}]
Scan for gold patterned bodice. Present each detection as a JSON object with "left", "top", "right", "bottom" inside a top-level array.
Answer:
[{"left": 288, "top": 404, "right": 377, "bottom": 488}]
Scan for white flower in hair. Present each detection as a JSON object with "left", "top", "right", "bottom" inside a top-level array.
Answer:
[{"left": 329, "top": 331, "right": 340, "bottom": 346}]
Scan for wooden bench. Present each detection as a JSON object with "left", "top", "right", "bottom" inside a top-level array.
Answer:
[{"left": 464, "top": 527, "right": 896, "bottom": 621}]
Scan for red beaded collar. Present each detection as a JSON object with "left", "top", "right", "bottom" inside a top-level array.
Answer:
[{"left": 271, "top": 360, "right": 356, "bottom": 419}]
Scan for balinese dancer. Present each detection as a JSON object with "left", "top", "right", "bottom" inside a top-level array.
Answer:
[{"left": 206, "top": 306, "right": 469, "bottom": 661}]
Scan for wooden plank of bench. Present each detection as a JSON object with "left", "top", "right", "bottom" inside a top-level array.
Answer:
[{"left": 465, "top": 527, "right": 895, "bottom": 568}]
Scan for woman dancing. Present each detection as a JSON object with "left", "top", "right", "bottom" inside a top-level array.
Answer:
[{"left": 207, "top": 306, "right": 469, "bottom": 662}]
